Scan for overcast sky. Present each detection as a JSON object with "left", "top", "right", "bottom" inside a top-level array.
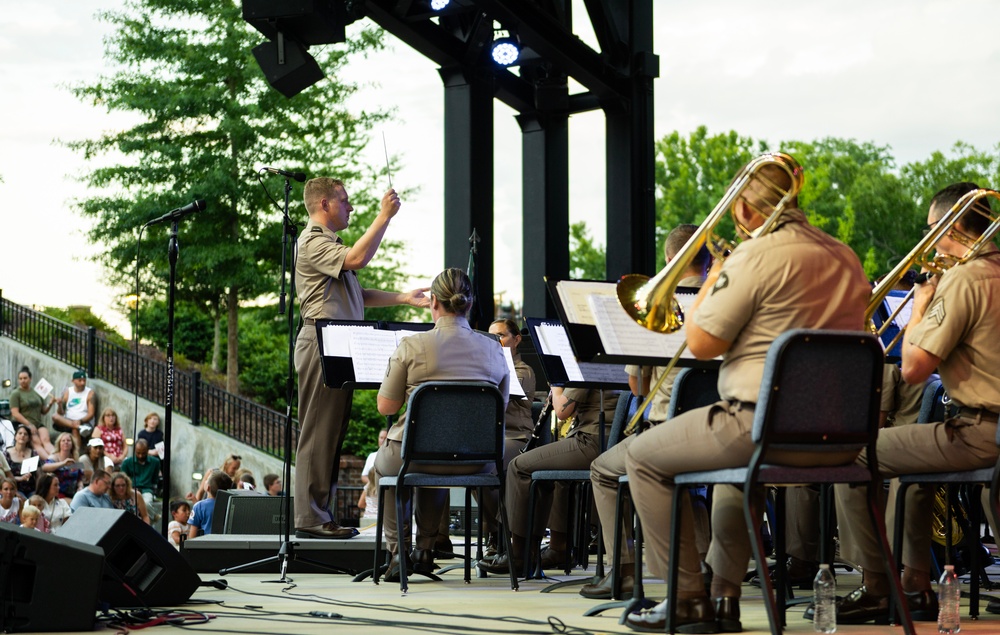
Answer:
[{"left": 3, "top": 0, "right": 1000, "bottom": 334}]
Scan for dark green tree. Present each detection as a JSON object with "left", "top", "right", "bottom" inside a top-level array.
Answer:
[
  {"left": 65, "top": 0, "right": 394, "bottom": 393},
  {"left": 569, "top": 221, "right": 607, "bottom": 280}
]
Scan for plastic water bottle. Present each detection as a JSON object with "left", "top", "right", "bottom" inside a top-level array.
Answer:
[
  {"left": 938, "top": 564, "right": 961, "bottom": 634},
  {"left": 813, "top": 564, "right": 836, "bottom": 633}
]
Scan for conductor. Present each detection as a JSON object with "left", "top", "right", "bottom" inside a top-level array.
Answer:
[{"left": 294, "top": 177, "right": 428, "bottom": 539}]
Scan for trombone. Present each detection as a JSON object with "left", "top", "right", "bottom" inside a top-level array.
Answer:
[
  {"left": 617, "top": 152, "right": 805, "bottom": 434},
  {"left": 866, "top": 188, "right": 1000, "bottom": 350}
]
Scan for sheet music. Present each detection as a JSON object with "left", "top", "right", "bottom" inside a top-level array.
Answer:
[
  {"left": 577, "top": 361, "right": 629, "bottom": 385},
  {"left": 34, "top": 378, "right": 53, "bottom": 399},
  {"left": 535, "top": 323, "right": 584, "bottom": 382},
  {"left": 394, "top": 329, "right": 425, "bottom": 345},
  {"left": 501, "top": 347, "right": 526, "bottom": 398},
  {"left": 555, "top": 280, "right": 618, "bottom": 325},
  {"left": 885, "top": 295, "right": 913, "bottom": 329},
  {"left": 588, "top": 294, "right": 700, "bottom": 360},
  {"left": 349, "top": 329, "right": 399, "bottom": 383},
  {"left": 321, "top": 323, "right": 376, "bottom": 357},
  {"left": 20, "top": 455, "right": 39, "bottom": 473}
]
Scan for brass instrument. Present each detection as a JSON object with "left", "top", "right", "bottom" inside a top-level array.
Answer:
[
  {"left": 617, "top": 153, "right": 805, "bottom": 433},
  {"left": 931, "top": 486, "right": 966, "bottom": 547},
  {"left": 866, "top": 188, "right": 1000, "bottom": 348}
]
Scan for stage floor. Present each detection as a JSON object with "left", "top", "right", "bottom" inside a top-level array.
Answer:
[{"left": 107, "top": 543, "right": 1000, "bottom": 635}]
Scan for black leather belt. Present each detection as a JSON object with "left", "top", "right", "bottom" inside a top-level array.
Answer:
[{"left": 956, "top": 406, "right": 999, "bottom": 423}]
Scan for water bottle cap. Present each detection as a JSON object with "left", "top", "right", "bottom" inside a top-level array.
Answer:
[{"left": 944, "top": 564, "right": 955, "bottom": 571}]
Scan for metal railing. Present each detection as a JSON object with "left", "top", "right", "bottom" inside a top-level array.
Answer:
[{"left": 1, "top": 292, "right": 298, "bottom": 460}]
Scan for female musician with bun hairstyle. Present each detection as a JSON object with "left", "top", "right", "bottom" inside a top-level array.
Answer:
[{"left": 374, "top": 267, "right": 510, "bottom": 579}]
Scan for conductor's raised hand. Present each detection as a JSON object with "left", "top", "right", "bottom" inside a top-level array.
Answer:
[
  {"left": 406, "top": 287, "right": 431, "bottom": 309},
  {"left": 381, "top": 188, "right": 401, "bottom": 219}
]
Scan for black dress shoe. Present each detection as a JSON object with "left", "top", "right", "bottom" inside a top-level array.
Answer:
[
  {"left": 579, "top": 571, "right": 634, "bottom": 600},
  {"left": 433, "top": 537, "right": 456, "bottom": 560},
  {"left": 294, "top": 522, "right": 359, "bottom": 539},
  {"left": 904, "top": 589, "right": 939, "bottom": 622},
  {"left": 383, "top": 553, "right": 413, "bottom": 583},
  {"left": 411, "top": 548, "right": 436, "bottom": 574},
  {"left": 835, "top": 587, "right": 889, "bottom": 624},
  {"left": 748, "top": 559, "right": 818, "bottom": 591},
  {"left": 625, "top": 596, "right": 719, "bottom": 634},
  {"left": 538, "top": 546, "right": 568, "bottom": 570},
  {"left": 987, "top": 599, "right": 1000, "bottom": 614},
  {"left": 714, "top": 597, "right": 741, "bottom": 633},
  {"left": 477, "top": 552, "right": 523, "bottom": 575}
]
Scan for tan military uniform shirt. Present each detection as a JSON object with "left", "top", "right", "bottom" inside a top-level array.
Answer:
[
  {"left": 908, "top": 251, "right": 1000, "bottom": 411},
  {"left": 624, "top": 274, "right": 706, "bottom": 424},
  {"left": 296, "top": 219, "right": 364, "bottom": 320},
  {"left": 562, "top": 388, "right": 621, "bottom": 438},
  {"left": 692, "top": 209, "right": 870, "bottom": 403},
  {"left": 379, "top": 315, "right": 511, "bottom": 442},
  {"left": 505, "top": 357, "right": 536, "bottom": 440}
]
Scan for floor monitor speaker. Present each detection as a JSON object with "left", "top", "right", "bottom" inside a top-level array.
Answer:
[
  {"left": 59, "top": 508, "right": 200, "bottom": 607},
  {"left": 0, "top": 524, "right": 103, "bottom": 632}
]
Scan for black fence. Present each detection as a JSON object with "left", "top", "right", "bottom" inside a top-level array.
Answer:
[{"left": 1, "top": 292, "right": 297, "bottom": 460}]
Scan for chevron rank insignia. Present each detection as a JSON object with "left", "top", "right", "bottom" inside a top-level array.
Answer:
[
  {"left": 311, "top": 226, "right": 323, "bottom": 233},
  {"left": 926, "top": 298, "right": 946, "bottom": 326}
]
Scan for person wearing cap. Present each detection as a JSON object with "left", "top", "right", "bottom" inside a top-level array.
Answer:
[
  {"left": 79, "top": 437, "right": 111, "bottom": 486},
  {"left": 52, "top": 370, "right": 96, "bottom": 449}
]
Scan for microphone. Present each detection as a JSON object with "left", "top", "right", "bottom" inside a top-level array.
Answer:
[
  {"left": 144, "top": 200, "right": 207, "bottom": 227},
  {"left": 262, "top": 167, "right": 306, "bottom": 182}
]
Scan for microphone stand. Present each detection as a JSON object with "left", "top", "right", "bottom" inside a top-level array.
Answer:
[
  {"left": 219, "top": 176, "right": 347, "bottom": 580},
  {"left": 159, "top": 221, "right": 179, "bottom": 537}
]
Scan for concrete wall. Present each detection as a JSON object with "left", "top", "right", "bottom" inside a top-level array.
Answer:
[{"left": 1, "top": 337, "right": 287, "bottom": 500}]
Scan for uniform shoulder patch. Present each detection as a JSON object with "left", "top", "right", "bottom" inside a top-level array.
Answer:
[
  {"left": 310, "top": 225, "right": 323, "bottom": 233},
  {"left": 926, "top": 297, "right": 946, "bottom": 326},
  {"left": 711, "top": 271, "right": 729, "bottom": 295}
]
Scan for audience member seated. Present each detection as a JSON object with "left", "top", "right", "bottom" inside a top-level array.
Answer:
[
  {"left": 51, "top": 370, "right": 96, "bottom": 449},
  {"left": 187, "top": 471, "right": 233, "bottom": 538},
  {"left": 121, "top": 439, "right": 160, "bottom": 508},
  {"left": 7, "top": 366, "right": 56, "bottom": 458},
  {"left": 70, "top": 469, "right": 114, "bottom": 511},
  {"left": 27, "top": 495, "right": 50, "bottom": 533},
  {"left": 79, "top": 438, "right": 113, "bottom": 486},
  {"left": 94, "top": 407, "right": 126, "bottom": 465},
  {"left": 188, "top": 468, "right": 214, "bottom": 503},
  {"left": 42, "top": 432, "right": 84, "bottom": 498},
  {"left": 221, "top": 454, "right": 242, "bottom": 479},
  {"left": 359, "top": 465, "right": 378, "bottom": 520},
  {"left": 20, "top": 504, "right": 42, "bottom": 531},
  {"left": 168, "top": 500, "right": 191, "bottom": 549},
  {"left": 235, "top": 470, "right": 256, "bottom": 491},
  {"left": 5, "top": 425, "right": 37, "bottom": 498},
  {"left": 35, "top": 473, "right": 72, "bottom": 532},
  {"left": 138, "top": 412, "right": 164, "bottom": 457},
  {"left": 0, "top": 478, "right": 20, "bottom": 524},
  {"left": 110, "top": 472, "right": 150, "bottom": 524},
  {"left": 263, "top": 473, "right": 282, "bottom": 496}
]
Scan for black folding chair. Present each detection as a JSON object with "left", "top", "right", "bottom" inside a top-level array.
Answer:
[
  {"left": 371, "top": 381, "right": 517, "bottom": 593},
  {"left": 667, "top": 329, "right": 915, "bottom": 635}
]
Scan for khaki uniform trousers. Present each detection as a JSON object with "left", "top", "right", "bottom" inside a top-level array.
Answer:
[
  {"left": 293, "top": 326, "right": 353, "bottom": 529},
  {"left": 374, "top": 439, "right": 490, "bottom": 554},
  {"left": 835, "top": 416, "right": 998, "bottom": 581},
  {"left": 591, "top": 433, "right": 712, "bottom": 567},
  {"left": 506, "top": 432, "right": 601, "bottom": 539},
  {"left": 626, "top": 401, "right": 759, "bottom": 593}
]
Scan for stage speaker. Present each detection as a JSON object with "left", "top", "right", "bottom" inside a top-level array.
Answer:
[
  {"left": 59, "top": 508, "right": 200, "bottom": 608},
  {"left": 252, "top": 39, "right": 324, "bottom": 98},
  {"left": 215, "top": 489, "right": 292, "bottom": 535},
  {"left": 0, "top": 524, "right": 103, "bottom": 632}
]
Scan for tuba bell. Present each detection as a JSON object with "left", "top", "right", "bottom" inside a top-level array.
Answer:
[
  {"left": 617, "top": 152, "right": 805, "bottom": 334},
  {"left": 865, "top": 188, "right": 1000, "bottom": 347}
]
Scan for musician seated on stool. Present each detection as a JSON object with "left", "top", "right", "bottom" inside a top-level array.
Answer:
[
  {"left": 622, "top": 159, "right": 870, "bottom": 633},
  {"left": 832, "top": 181, "right": 1000, "bottom": 624},
  {"left": 373, "top": 268, "right": 510, "bottom": 582},
  {"left": 583, "top": 223, "right": 709, "bottom": 601},
  {"left": 480, "top": 383, "right": 620, "bottom": 575}
]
